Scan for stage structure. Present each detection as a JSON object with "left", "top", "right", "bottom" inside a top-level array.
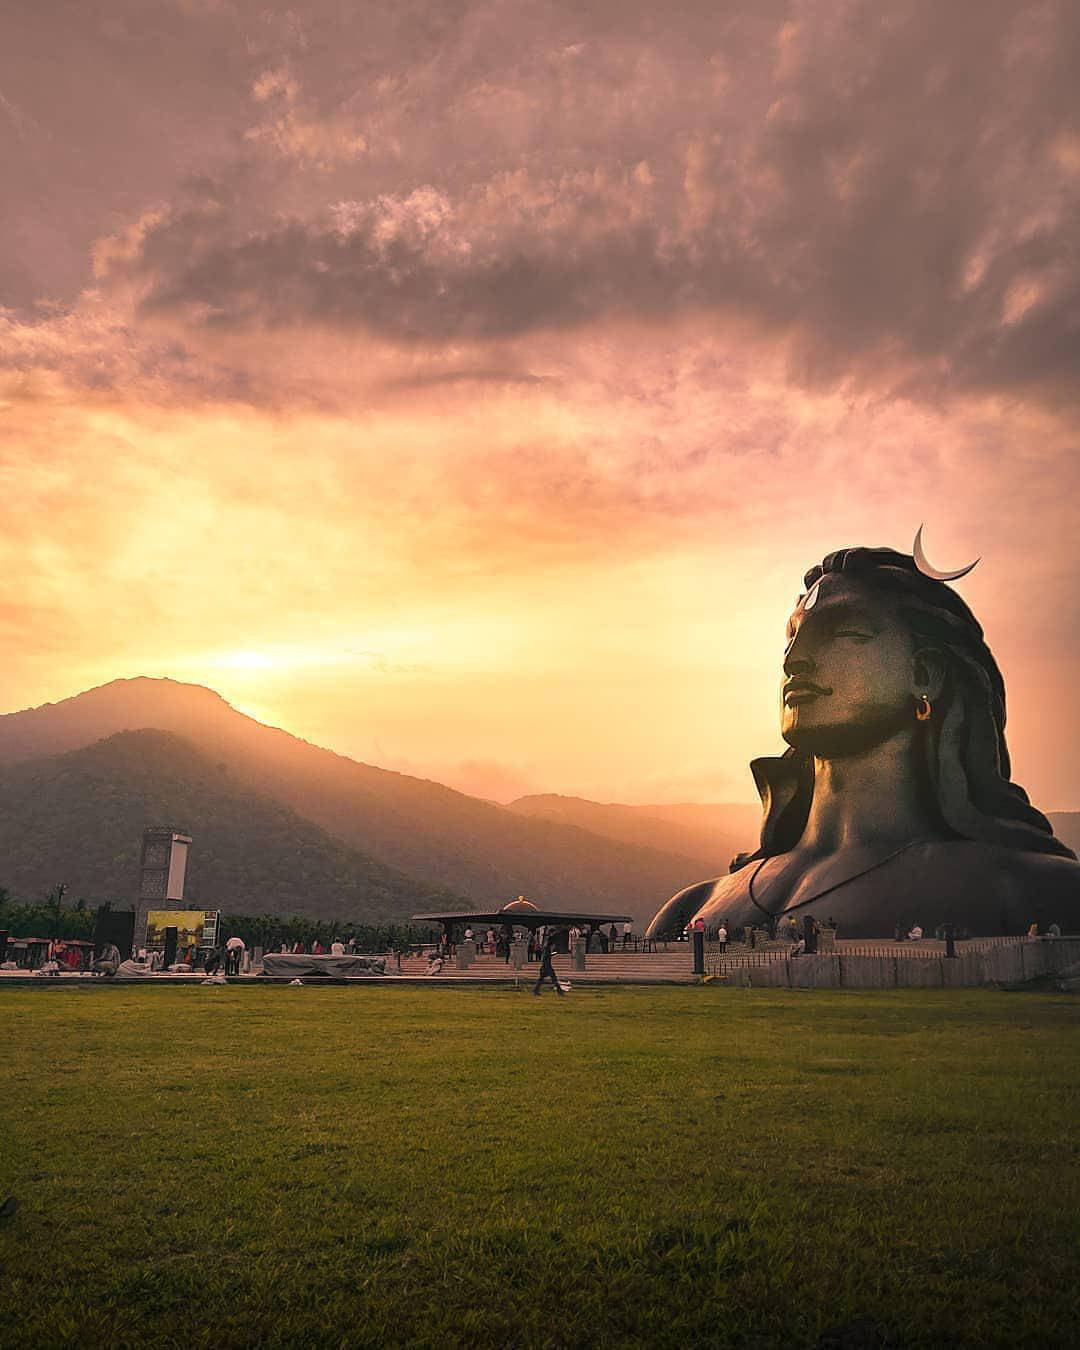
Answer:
[{"left": 133, "top": 827, "right": 193, "bottom": 949}]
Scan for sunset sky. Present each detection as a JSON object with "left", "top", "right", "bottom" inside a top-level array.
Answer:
[{"left": 3, "top": 1, "right": 1078, "bottom": 809}]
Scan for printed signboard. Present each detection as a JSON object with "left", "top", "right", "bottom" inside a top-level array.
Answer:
[{"left": 145, "top": 910, "right": 220, "bottom": 949}]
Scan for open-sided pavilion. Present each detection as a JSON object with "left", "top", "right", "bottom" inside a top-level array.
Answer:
[{"left": 412, "top": 897, "right": 633, "bottom": 949}]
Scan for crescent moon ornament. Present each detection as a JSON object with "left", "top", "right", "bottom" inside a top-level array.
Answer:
[{"left": 912, "top": 525, "right": 979, "bottom": 582}]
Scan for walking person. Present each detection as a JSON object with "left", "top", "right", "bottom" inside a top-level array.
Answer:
[
  {"left": 532, "top": 930, "right": 565, "bottom": 996},
  {"left": 717, "top": 923, "right": 728, "bottom": 954}
]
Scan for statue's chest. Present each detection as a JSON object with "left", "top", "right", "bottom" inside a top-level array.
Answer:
[{"left": 746, "top": 848, "right": 925, "bottom": 917}]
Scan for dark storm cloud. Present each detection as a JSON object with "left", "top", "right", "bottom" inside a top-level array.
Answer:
[
  {"left": 124, "top": 196, "right": 701, "bottom": 338},
  {"left": 6, "top": 0, "right": 1080, "bottom": 407},
  {"left": 0, "top": 0, "right": 254, "bottom": 309},
  {"left": 741, "top": 1, "right": 1080, "bottom": 404}
]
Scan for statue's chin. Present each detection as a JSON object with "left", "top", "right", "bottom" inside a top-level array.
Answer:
[{"left": 782, "top": 713, "right": 908, "bottom": 759}]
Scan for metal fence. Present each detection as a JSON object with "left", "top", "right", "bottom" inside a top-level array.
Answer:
[
  {"left": 833, "top": 935, "right": 1029, "bottom": 959},
  {"left": 703, "top": 932, "right": 1037, "bottom": 976}
]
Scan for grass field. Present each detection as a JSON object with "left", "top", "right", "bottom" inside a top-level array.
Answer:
[{"left": 2, "top": 985, "right": 1078, "bottom": 1349}]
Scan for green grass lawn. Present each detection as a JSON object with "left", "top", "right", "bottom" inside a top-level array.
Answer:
[{"left": 2, "top": 985, "right": 1078, "bottom": 1349}]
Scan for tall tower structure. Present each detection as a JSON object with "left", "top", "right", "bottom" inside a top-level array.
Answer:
[{"left": 133, "top": 827, "right": 192, "bottom": 947}]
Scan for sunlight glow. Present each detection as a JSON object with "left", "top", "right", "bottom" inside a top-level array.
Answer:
[{"left": 215, "top": 650, "right": 278, "bottom": 671}]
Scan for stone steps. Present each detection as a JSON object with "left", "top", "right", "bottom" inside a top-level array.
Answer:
[{"left": 396, "top": 952, "right": 696, "bottom": 983}]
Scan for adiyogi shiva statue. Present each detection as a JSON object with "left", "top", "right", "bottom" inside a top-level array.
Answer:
[{"left": 647, "top": 532, "right": 1080, "bottom": 939}]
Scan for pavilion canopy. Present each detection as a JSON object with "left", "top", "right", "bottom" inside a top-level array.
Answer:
[{"left": 411, "top": 904, "right": 633, "bottom": 932}]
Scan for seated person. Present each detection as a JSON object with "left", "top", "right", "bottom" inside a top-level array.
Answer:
[
  {"left": 424, "top": 952, "right": 445, "bottom": 976},
  {"left": 92, "top": 942, "right": 122, "bottom": 976}
]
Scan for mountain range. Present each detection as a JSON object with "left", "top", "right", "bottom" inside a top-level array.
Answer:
[
  {"left": 0, "top": 679, "right": 752, "bottom": 923},
  {"left": 0, "top": 678, "right": 1075, "bottom": 925},
  {"left": 0, "top": 729, "right": 463, "bottom": 924}
]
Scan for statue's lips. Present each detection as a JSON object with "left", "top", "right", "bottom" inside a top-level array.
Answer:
[{"left": 783, "top": 682, "right": 831, "bottom": 706}]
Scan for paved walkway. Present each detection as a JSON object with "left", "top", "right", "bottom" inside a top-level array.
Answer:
[{"left": 396, "top": 950, "right": 697, "bottom": 984}]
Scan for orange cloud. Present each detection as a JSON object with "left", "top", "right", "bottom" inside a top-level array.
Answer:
[{"left": 1, "top": 0, "right": 1078, "bottom": 812}]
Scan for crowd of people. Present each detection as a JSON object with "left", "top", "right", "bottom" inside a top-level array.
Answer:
[
  {"left": 450, "top": 921, "right": 637, "bottom": 963},
  {"left": 1, "top": 938, "right": 94, "bottom": 973}
]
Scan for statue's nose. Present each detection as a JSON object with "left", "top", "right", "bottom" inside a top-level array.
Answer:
[{"left": 783, "top": 638, "right": 815, "bottom": 677}]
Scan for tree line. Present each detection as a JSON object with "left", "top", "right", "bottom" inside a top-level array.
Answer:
[
  {"left": 214, "top": 912, "right": 440, "bottom": 953},
  {"left": 0, "top": 888, "right": 442, "bottom": 952}
]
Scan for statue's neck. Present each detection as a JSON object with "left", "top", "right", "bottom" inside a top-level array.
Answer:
[{"left": 800, "top": 730, "right": 939, "bottom": 856}]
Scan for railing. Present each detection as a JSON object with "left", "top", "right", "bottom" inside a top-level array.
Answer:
[
  {"left": 702, "top": 932, "right": 1039, "bottom": 975},
  {"left": 834, "top": 935, "right": 1030, "bottom": 959},
  {"left": 703, "top": 946, "right": 789, "bottom": 973}
]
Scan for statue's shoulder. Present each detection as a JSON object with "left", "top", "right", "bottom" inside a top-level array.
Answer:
[
  {"left": 645, "top": 866, "right": 755, "bottom": 937},
  {"left": 915, "top": 839, "right": 1079, "bottom": 881},
  {"left": 906, "top": 840, "right": 1080, "bottom": 912},
  {"left": 995, "top": 844, "right": 1080, "bottom": 895},
  {"left": 701, "top": 867, "right": 755, "bottom": 903}
]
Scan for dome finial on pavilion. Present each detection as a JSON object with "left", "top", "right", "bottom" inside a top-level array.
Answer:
[{"left": 500, "top": 896, "right": 539, "bottom": 913}]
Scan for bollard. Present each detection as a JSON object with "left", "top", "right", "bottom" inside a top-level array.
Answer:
[
  {"left": 456, "top": 939, "right": 475, "bottom": 970},
  {"left": 572, "top": 937, "right": 587, "bottom": 972},
  {"left": 512, "top": 938, "right": 526, "bottom": 970}
]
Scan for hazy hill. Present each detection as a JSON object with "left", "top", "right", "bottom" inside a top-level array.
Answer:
[
  {"left": 1052, "top": 813, "right": 1080, "bottom": 857},
  {"left": 0, "top": 680, "right": 707, "bottom": 921},
  {"left": 506, "top": 795, "right": 762, "bottom": 870},
  {"left": 0, "top": 729, "right": 464, "bottom": 921}
]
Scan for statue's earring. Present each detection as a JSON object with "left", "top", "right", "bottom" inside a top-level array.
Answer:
[{"left": 916, "top": 693, "right": 932, "bottom": 722}]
